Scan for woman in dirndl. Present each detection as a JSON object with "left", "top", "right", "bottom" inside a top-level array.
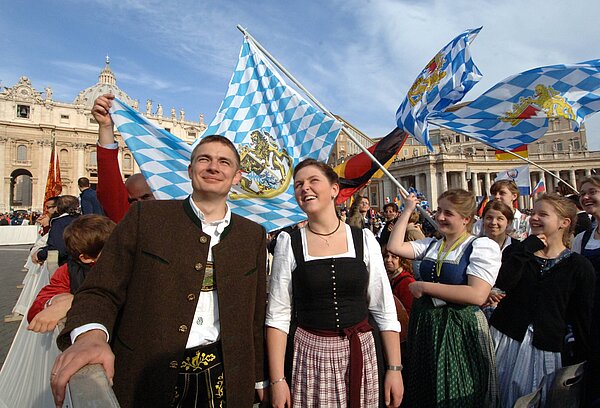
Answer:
[
  {"left": 387, "top": 189, "right": 501, "bottom": 407},
  {"left": 266, "top": 158, "right": 404, "bottom": 408}
]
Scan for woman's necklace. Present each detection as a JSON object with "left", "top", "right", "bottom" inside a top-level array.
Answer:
[{"left": 307, "top": 219, "right": 341, "bottom": 246}]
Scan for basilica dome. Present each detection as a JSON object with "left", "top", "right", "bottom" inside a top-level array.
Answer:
[{"left": 73, "top": 56, "right": 136, "bottom": 108}]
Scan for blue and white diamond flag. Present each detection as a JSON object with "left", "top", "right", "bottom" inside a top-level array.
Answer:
[
  {"left": 396, "top": 27, "right": 482, "bottom": 151},
  {"left": 111, "top": 37, "right": 342, "bottom": 232},
  {"left": 198, "top": 38, "right": 342, "bottom": 231},
  {"left": 429, "top": 60, "right": 600, "bottom": 151},
  {"left": 110, "top": 98, "right": 193, "bottom": 200}
]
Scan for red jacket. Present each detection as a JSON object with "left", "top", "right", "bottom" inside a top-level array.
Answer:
[
  {"left": 27, "top": 263, "right": 70, "bottom": 323},
  {"left": 96, "top": 144, "right": 129, "bottom": 223},
  {"left": 389, "top": 270, "right": 416, "bottom": 315}
]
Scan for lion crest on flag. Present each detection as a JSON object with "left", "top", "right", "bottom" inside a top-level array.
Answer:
[
  {"left": 231, "top": 129, "right": 293, "bottom": 200},
  {"left": 407, "top": 52, "right": 448, "bottom": 107},
  {"left": 500, "top": 84, "right": 576, "bottom": 126}
]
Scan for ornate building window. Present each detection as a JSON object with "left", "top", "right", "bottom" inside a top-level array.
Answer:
[
  {"left": 16, "top": 145, "right": 28, "bottom": 161},
  {"left": 123, "top": 153, "right": 133, "bottom": 170},
  {"left": 17, "top": 104, "right": 30, "bottom": 118},
  {"left": 89, "top": 151, "right": 97, "bottom": 167},
  {"left": 60, "top": 149, "right": 69, "bottom": 166}
]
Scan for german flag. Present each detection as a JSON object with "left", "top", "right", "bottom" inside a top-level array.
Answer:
[
  {"left": 476, "top": 195, "right": 490, "bottom": 217},
  {"left": 335, "top": 128, "right": 407, "bottom": 204},
  {"left": 495, "top": 144, "right": 528, "bottom": 160}
]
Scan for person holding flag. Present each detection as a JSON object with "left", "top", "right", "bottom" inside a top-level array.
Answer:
[{"left": 387, "top": 189, "right": 500, "bottom": 407}]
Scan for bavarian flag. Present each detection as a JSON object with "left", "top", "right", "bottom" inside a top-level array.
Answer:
[
  {"left": 335, "top": 128, "right": 407, "bottom": 204},
  {"left": 495, "top": 144, "right": 528, "bottom": 160}
]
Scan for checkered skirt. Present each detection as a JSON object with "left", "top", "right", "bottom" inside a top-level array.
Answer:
[{"left": 291, "top": 327, "right": 379, "bottom": 407}]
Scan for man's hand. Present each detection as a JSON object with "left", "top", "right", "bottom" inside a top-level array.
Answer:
[
  {"left": 384, "top": 370, "right": 404, "bottom": 407},
  {"left": 28, "top": 294, "right": 73, "bottom": 333},
  {"left": 51, "top": 329, "right": 115, "bottom": 408}
]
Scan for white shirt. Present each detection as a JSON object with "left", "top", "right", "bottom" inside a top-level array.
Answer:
[
  {"left": 572, "top": 229, "right": 600, "bottom": 253},
  {"left": 71, "top": 197, "right": 231, "bottom": 349},
  {"left": 266, "top": 225, "right": 401, "bottom": 334},
  {"left": 409, "top": 235, "right": 502, "bottom": 286}
]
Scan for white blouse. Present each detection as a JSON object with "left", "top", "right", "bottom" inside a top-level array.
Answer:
[
  {"left": 409, "top": 235, "right": 502, "bottom": 286},
  {"left": 266, "top": 224, "right": 401, "bottom": 334}
]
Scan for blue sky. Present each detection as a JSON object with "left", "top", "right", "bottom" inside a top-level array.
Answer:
[{"left": 2, "top": 0, "right": 600, "bottom": 148}]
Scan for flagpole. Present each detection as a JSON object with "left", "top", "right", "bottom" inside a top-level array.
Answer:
[{"left": 236, "top": 25, "right": 437, "bottom": 227}]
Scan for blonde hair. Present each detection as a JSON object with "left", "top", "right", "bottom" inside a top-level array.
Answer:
[
  {"left": 535, "top": 193, "right": 577, "bottom": 247},
  {"left": 438, "top": 189, "right": 477, "bottom": 231}
]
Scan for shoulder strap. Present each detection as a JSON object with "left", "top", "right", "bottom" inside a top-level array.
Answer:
[
  {"left": 289, "top": 228, "right": 304, "bottom": 267},
  {"left": 581, "top": 227, "right": 595, "bottom": 251},
  {"left": 350, "top": 226, "right": 364, "bottom": 261}
]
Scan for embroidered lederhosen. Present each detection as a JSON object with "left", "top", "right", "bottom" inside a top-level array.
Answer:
[
  {"left": 171, "top": 341, "right": 225, "bottom": 408},
  {"left": 171, "top": 262, "right": 225, "bottom": 408}
]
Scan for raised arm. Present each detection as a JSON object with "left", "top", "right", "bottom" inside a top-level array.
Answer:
[
  {"left": 92, "top": 94, "right": 116, "bottom": 146},
  {"left": 387, "top": 194, "right": 419, "bottom": 259}
]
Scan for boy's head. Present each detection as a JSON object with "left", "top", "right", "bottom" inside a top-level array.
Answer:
[
  {"left": 490, "top": 180, "right": 519, "bottom": 208},
  {"left": 64, "top": 215, "right": 116, "bottom": 264}
]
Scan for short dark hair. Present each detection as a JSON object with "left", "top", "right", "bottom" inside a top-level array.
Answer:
[
  {"left": 190, "top": 135, "right": 241, "bottom": 168},
  {"left": 56, "top": 195, "right": 80, "bottom": 216},
  {"left": 77, "top": 177, "right": 90, "bottom": 188},
  {"left": 293, "top": 158, "right": 339, "bottom": 185},
  {"left": 482, "top": 200, "right": 514, "bottom": 223},
  {"left": 383, "top": 203, "right": 399, "bottom": 212},
  {"left": 64, "top": 215, "right": 116, "bottom": 259}
]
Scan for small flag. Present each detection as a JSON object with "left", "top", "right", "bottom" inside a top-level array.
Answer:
[
  {"left": 532, "top": 179, "right": 546, "bottom": 196},
  {"left": 334, "top": 128, "right": 407, "bottom": 204},
  {"left": 495, "top": 144, "right": 529, "bottom": 160},
  {"left": 495, "top": 165, "right": 531, "bottom": 196},
  {"left": 476, "top": 195, "right": 490, "bottom": 217},
  {"left": 396, "top": 27, "right": 482, "bottom": 151},
  {"left": 430, "top": 60, "right": 600, "bottom": 152},
  {"left": 44, "top": 138, "right": 62, "bottom": 205}
]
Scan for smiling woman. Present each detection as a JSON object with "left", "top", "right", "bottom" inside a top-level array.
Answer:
[
  {"left": 386, "top": 189, "right": 501, "bottom": 407},
  {"left": 266, "top": 158, "right": 404, "bottom": 408}
]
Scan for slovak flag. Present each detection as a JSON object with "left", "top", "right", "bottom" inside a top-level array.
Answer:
[{"left": 532, "top": 179, "right": 546, "bottom": 196}]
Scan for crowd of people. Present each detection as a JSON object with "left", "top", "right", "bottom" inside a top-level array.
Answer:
[{"left": 10, "top": 93, "right": 599, "bottom": 408}]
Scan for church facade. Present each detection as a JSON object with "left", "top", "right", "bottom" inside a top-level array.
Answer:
[{"left": 0, "top": 58, "right": 207, "bottom": 212}]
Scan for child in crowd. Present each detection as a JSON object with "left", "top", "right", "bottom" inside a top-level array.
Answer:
[
  {"left": 27, "top": 214, "right": 115, "bottom": 333},
  {"left": 473, "top": 180, "right": 530, "bottom": 240},
  {"left": 490, "top": 193, "right": 595, "bottom": 407}
]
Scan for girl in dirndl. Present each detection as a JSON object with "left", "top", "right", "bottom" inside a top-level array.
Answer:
[
  {"left": 490, "top": 193, "right": 595, "bottom": 407},
  {"left": 266, "top": 159, "right": 404, "bottom": 408},
  {"left": 387, "top": 189, "right": 501, "bottom": 407}
]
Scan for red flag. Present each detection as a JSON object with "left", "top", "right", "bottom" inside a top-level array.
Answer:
[
  {"left": 334, "top": 128, "right": 407, "bottom": 204},
  {"left": 44, "top": 139, "right": 62, "bottom": 204}
]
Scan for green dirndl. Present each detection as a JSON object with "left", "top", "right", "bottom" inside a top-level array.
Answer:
[{"left": 403, "top": 297, "right": 499, "bottom": 408}]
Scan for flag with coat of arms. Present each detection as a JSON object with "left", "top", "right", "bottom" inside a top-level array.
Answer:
[
  {"left": 429, "top": 60, "right": 600, "bottom": 152},
  {"left": 495, "top": 164, "right": 531, "bottom": 196},
  {"left": 110, "top": 37, "right": 342, "bottom": 232},
  {"left": 396, "top": 27, "right": 482, "bottom": 151}
]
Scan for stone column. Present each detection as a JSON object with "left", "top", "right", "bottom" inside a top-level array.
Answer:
[
  {"left": 74, "top": 143, "right": 86, "bottom": 180},
  {"left": 425, "top": 168, "right": 438, "bottom": 209},
  {"left": 586, "top": 168, "right": 592, "bottom": 177},
  {"left": 483, "top": 172, "right": 491, "bottom": 196},
  {"left": 440, "top": 171, "right": 448, "bottom": 193},
  {"left": 471, "top": 171, "right": 479, "bottom": 197},
  {"left": 569, "top": 169, "right": 577, "bottom": 190},
  {"left": 460, "top": 171, "right": 468, "bottom": 190},
  {"left": 0, "top": 137, "right": 7, "bottom": 211}
]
